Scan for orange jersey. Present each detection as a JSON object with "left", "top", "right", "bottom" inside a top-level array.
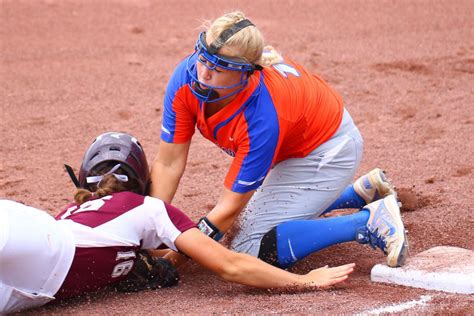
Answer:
[{"left": 162, "top": 55, "right": 343, "bottom": 193}]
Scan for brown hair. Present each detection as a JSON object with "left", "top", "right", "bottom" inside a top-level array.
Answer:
[{"left": 74, "top": 162, "right": 140, "bottom": 205}]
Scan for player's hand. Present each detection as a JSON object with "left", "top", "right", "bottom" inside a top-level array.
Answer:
[
  {"left": 303, "top": 263, "right": 355, "bottom": 288},
  {"left": 114, "top": 250, "right": 179, "bottom": 292}
]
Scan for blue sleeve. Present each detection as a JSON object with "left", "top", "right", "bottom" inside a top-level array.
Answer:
[
  {"left": 231, "top": 84, "right": 280, "bottom": 193},
  {"left": 161, "top": 55, "right": 196, "bottom": 143}
]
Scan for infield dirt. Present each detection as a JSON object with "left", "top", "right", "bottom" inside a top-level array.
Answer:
[{"left": 1, "top": 0, "right": 473, "bottom": 314}]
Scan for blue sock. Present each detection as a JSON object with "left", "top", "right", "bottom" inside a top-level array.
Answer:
[
  {"left": 322, "top": 185, "right": 366, "bottom": 215},
  {"left": 276, "top": 210, "right": 370, "bottom": 268}
]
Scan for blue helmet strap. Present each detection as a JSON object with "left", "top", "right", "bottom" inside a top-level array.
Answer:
[{"left": 208, "top": 19, "right": 254, "bottom": 55}]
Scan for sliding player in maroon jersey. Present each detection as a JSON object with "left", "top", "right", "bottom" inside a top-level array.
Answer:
[{"left": 0, "top": 132, "right": 354, "bottom": 314}]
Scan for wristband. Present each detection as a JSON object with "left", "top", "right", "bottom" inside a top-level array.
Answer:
[{"left": 197, "top": 216, "right": 224, "bottom": 241}]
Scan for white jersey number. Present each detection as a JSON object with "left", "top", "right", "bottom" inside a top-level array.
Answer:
[
  {"left": 59, "top": 196, "right": 113, "bottom": 219},
  {"left": 273, "top": 63, "right": 300, "bottom": 78},
  {"left": 111, "top": 260, "right": 134, "bottom": 278},
  {"left": 111, "top": 251, "right": 137, "bottom": 278}
]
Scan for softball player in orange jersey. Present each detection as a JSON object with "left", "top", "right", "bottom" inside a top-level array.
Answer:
[{"left": 152, "top": 11, "right": 408, "bottom": 269}]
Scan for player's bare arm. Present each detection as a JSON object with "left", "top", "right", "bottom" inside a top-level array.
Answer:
[
  {"left": 175, "top": 228, "right": 355, "bottom": 289},
  {"left": 150, "top": 140, "right": 191, "bottom": 203},
  {"left": 206, "top": 188, "right": 255, "bottom": 232},
  {"left": 162, "top": 188, "right": 253, "bottom": 267}
]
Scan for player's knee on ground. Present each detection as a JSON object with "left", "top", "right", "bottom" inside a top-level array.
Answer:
[{"left": 257, "top": 227, "right": 284, "bottom": 268}]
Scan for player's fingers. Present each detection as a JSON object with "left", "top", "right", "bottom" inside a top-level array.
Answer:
[
  {"left": 328, "top": 263, "right": 355, "bottom": 277},
  {"left": 325, "top": 275, "right": 349, "bottom": 286},
  {"left": 325, "top": 268, "right": 353, "bottom": 281},
  {"left": 328, "top": 268, "right": 354, "bottom": 281},
  {"left": 309, "top": 263, "right": 354, "bottom": 276},
  {"left": 330, "top": 263, "right": 356, "bottom": 271},
  {"left": 328, "top": 270, "right": 354, "bottom": 279}
]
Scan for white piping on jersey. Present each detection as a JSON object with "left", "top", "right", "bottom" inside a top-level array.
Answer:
[
  {"left": 288, "top": 239, "right": 298, "bottom": 262},
  {"left": 161, "top": 125, "right": 171, "bottom": 135},
  {"left": 237, "top": 176, "right": 265, "bottom": 186}
]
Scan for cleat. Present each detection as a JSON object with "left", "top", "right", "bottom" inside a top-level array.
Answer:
[
  {"left": 362, "top": 195, "right": 409, "bottom": 267},
  {"left": 354, "top": 168, "right": 397, "bottom": 204}
]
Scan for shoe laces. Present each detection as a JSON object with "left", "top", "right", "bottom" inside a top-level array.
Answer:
[{"left": 367, "top": 226, "right": 394, "bottom": 254}]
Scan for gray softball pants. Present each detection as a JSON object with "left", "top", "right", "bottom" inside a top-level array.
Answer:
[{"left": 230, "top": 108, "right": 364, "bottom": 257}]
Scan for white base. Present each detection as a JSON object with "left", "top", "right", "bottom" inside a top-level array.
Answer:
[{"left": 371, "top": 246, "right": 474, "bottom": 294}]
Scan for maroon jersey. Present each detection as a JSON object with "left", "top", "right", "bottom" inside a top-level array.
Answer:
[{"left": 54, "top": 192, "right": 195, "bottom": 299}]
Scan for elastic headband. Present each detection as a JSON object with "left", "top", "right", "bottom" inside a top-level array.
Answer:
[
  {"left": 187, "top": 18, "right": 262, "bottom": 103},
  {"left": 196, "top": 32, "right": 254, "bottom": 71},
  {"left": 207, "top": 19, "right": 254, "bottom": 55},
  {"left": 86, "top": 164, "right": 128, "bottom": 185}
]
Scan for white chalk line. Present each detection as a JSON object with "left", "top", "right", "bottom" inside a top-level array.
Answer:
[{"left": 357, "top": 295, "right": 433, "bottom": 315}]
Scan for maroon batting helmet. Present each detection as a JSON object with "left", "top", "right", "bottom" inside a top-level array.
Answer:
[{"left": 77, "top": 132, "right": 150, "bottom": 194}]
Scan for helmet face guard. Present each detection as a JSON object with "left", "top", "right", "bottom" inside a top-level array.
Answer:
[
  {"left": 186, "top": 19, "right": 258, "bottom": 103},
  {"left": 77, "top": 132, "right": 150, "bottom": 195}
]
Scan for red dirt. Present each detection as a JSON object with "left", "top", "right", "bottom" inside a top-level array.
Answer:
[{"left": 1, "top": 0, "right": 473, "bottom": 314}]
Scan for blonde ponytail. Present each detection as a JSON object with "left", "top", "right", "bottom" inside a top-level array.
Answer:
[{"left": 258, "top": 46, "right": 284, "bottom": 67}]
